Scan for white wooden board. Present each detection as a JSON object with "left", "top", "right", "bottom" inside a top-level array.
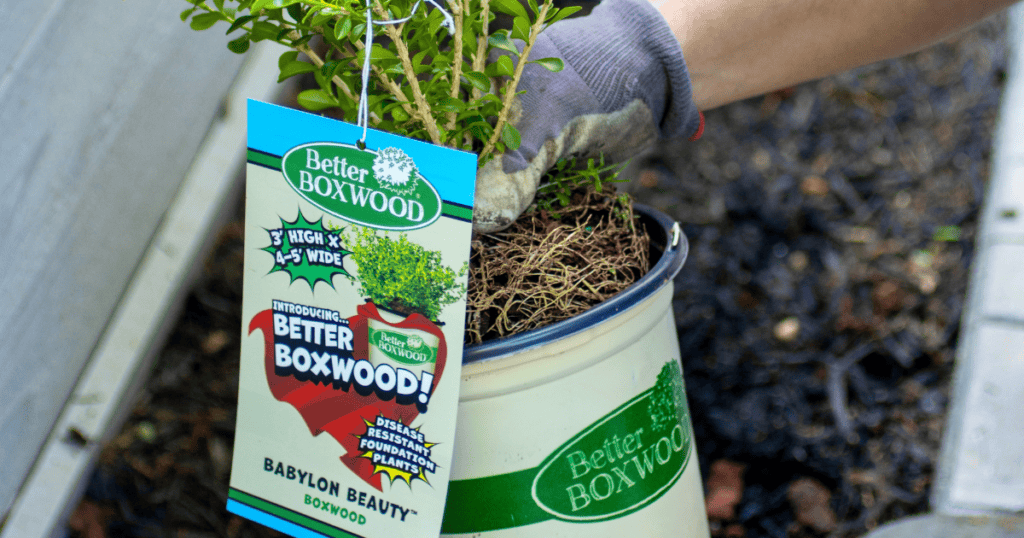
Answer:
[
  {"left": 0, "top": 40, "right": 287, "bottom": 538},
  {"left": 0, "top": 0, "right": 246, "bottom": 520}
]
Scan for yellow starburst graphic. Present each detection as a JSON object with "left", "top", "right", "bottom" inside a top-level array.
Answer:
[{"left": 354, "top": 415, "right": 438, "bottom": 487}]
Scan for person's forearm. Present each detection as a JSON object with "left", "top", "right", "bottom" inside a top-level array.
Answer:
[{"left": 651, "top": 0, "right": 1015, "bottom": 110}]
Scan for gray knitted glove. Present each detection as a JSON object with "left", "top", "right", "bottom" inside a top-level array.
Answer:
[{"left": 473, "top": 0, "right": 704, "bottom": 232}]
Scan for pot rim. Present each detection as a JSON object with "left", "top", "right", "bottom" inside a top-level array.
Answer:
[{"left": 463, "top": 203, "right": 688, "bottom": 364}]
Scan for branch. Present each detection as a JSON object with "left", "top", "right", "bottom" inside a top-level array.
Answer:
[
  {"left": 446, "top": 0, "right": 465, "bottom": 131},
  {"left": 471, "top": 0, "right": 491, "bottom": 100},
  {"left": 479, "top": 0, "right": 552, "bottom": 160},
  {"left": 374, "top": 1, "right": 442, "bottom": 145},
  {"left": 348, "top": 40, "right": 416, "bottom": 119},
  {"left": 281, "top": 28, "right": 360, "bottom": 106}
]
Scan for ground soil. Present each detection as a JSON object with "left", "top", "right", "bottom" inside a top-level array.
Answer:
[{"left": 69, "top": 11, "right": 1007, "bottom": 538}]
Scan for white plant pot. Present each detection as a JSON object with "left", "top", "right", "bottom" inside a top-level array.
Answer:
[{"left": 441, "top": 205, "right": 710, "bottom": 538}]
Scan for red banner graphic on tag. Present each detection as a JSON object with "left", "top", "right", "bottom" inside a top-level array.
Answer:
[{"left": 248, "top": 306, "right": 447, "bottom": 490}]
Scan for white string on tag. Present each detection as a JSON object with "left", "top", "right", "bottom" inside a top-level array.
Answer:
[{"left": 356, "top": 0, "right": 455, "bottom": 147}]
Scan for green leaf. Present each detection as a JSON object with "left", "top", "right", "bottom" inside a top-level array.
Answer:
[
  {"left": 426, "top": 7, "right": 444, "bottom": 36},
  {"left": 278, "top": 60, "right": 316, "bottom": 82},
  {"left": 297, "top": 89, "right": 338, "bottom": 111},
  {"left": 279, "top": 50, "right": 299, "bottom": 69},
  {"left": 490, "top": 0, "right": 528, "bottom": 19},
  {"left": 250, "top": 0, "right": 274, "bottom": 11},
  {"left": 529, "top": 57, "right": 563, "bottom": 72},
  {"left": 457, "top": 110, "right": 486, "bottom": 122},
  {"left": 311, "top": 10, "right": 334, "bottom": 26},
  {"left": 526, "top": 0, "right": 539, "bottom": 15},
  {"left": 321, "top": 60, "right": 340, "bottom": 78},
  {"left": 546, "top": 5, "right": 582, "bottom": 25},
  {"left": 276, "top": 26, "right": 294, "bottom": 42},
  {"left": 333, "top": 17, "right": 352, "bottom": 40},
  {"left": 226, "top": 14, "right": 257, "bottom": 34},
  {"left": 482, "top": 93, "right": 504, "bottom": 106},
  {"left": 485, "top": 55, "right": 515, "bottom": 77},
  {"left": 301, "top": 6, "right": 320, "bottom": 23},
  {"left": 213, "top": 0, "right": 225, "bottom": 11},
  {"left": 501, "top": 122, "right": 521, "bottom": 151},
  {"left": 385, "top": 103, "right": 410, "bottom": 122},
  {"left": 435, "top": 97, "right": 465, "bottom": 113},
  {"left": 227, "top": 35, "right": 251, "bottom": 53},
  {"left": 468, "top": 121, "right": 492, "bottom": 141},
  {"left": 411, "top": 50, "right": 430, "bottom": 66},
  {"left": 190, "top": 12, "right": 225, "bottom": 31},
  {"left": 462, "top": 71, "right": 491, "bottom": 92},
  {"left": 369, "top": 44, "right": 398, "bottom": 61},
  {"left": 351, "top": 23, "right": 366, "bottom": 41},
  {"left": 511, "top": 16, "right": 530, "bottom": 41},
  {"left": 498, "top": 55, "right": 515, "bottom": 76},
  {"left": 250, "top": 20, "right": 279, "bottom": 41},
  {"left": 312, "top": 68, "right": 330, "bottom": 95},
  {"left": 410, "top": 50, "right": 430, "bottom": 74},
  {"left": 393, "top": 109, "right": 411, "bottom": 123},
  {"left": 180, "top": 8, "right": 197, "bottom": 22},
  {"left": 487, "top": 32, "right": 518, "bottom": 55}
]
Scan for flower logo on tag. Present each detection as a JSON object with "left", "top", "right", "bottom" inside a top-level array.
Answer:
[{"left": 372, "top": 147, "right": 419, "bottom": 195}]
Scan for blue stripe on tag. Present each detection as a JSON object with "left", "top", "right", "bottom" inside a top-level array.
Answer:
[
  {"left": 227, "top": 499, "right": 328, "bottom": 538},
  {"left": 248, "top": 100, "right": 477, "bottom": 207}
]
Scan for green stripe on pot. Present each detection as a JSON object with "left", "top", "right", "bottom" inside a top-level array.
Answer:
[
  {"left": 228, "top": 488, "right": 363, "bottom": 538},
  {"left": 443, "top": 468, "right": 548, "bottom": 532},
  {"left": 245, "top": 149, "right": 472, "bottom": 222},
  {"left": 442, "top": 385, "right": 692, "bottom": 533}
]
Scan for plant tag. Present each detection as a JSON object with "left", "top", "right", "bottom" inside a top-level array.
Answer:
[{"left": 228, "top": 100, "right": 477, "bottom": 538}]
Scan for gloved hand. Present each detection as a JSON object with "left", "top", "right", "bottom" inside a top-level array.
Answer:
[{"left": 472, "top": 0, "right": 704, "bottom": 232}]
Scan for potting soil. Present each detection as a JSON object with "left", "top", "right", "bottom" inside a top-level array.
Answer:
[{"left": 465, "top": 184, "right": 651, "bottom": 344}]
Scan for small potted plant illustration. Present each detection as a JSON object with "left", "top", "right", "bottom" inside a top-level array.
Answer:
[{"left": 341, "top": 223, "right": 466, "bottom": 377}]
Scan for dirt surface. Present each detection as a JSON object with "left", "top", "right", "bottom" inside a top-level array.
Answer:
[{"left": 70, "top": 11, "right": 1007, "bottom": 538}]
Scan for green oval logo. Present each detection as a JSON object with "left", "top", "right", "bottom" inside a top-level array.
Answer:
[
  {"left": 282, "top": 143, "right": 442, "bottom": 231},
  {"left": 368, "top": 327, "right": 437, "bottom": 365},
  {"left": 441, "top": 362, "right": 693, "bottom": 534},
  {"left": 530, "top": 381, "right": 692, "bottom": 522}
]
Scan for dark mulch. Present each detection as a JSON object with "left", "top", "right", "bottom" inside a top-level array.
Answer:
[
  {"left": 70, "top": 12, "right": 1007, "bottom": 538},
  {"left": 630, "top": 13, "right": 1006, "bottom": 538}
]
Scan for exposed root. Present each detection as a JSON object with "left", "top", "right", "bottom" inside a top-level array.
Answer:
[{"left": 465, "top": 186, "right": 650, "bottom": 345}]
